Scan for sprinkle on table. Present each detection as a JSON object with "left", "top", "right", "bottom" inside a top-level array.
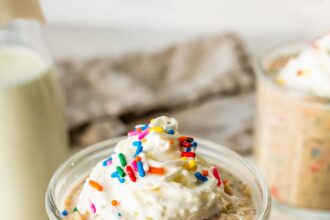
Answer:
[
  {"left": 89, "top": 180, "right": 104, "bottom": 192},
  {"left": 118, "top": 153, "right": 127, "bottom": 167}
]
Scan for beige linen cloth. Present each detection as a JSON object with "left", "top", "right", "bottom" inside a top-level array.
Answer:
[{"left": 57, "top": 34, "right": 255, "bottom": 154}]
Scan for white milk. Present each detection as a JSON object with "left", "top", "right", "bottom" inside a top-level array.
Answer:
[{"left": 0, "top": 46, "right": 68, "bottom": 219}]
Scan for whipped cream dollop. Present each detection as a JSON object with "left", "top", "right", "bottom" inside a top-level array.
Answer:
[
  {"left": 75, "top": 116, "right": 230, "bottom": 220},
  {"left": 276, "top": 33, "right": 330, "bottom": 98}
]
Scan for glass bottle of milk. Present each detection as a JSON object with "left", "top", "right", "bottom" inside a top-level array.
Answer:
[{"left": 0, "top": 20, "right": 69, "bottom": 219}]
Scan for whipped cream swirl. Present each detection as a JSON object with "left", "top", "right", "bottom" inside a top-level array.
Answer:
[
  {"left": 75, "top": 116, "right": 229, "bottom": 220},
  {"left": 277, "top": 33, "right": 330, "bottom": 98}
]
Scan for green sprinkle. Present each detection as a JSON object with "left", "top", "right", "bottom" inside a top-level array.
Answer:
[
  {"left": 118, "top": 153, "right": 127, "bottom": 167},
  {"left": 116, "top": 166, "right": 126, "bottom": 177},
  {"left": 73, "top": 207, "right": 78, "bottom": 212}
]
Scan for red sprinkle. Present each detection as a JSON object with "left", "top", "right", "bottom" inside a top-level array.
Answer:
[
  {"left": 181, "top": 152, "right": 196, "bottom": 158},
  {"left": 126, "top": 165, "right": 137, "bottom": 182},
  {"left": 212, "top": 167, "right": 222, "bottom": 187},
  {"left": 202, "top": 170, "right": 209, "bottom": 176},
  {"left": 180, "top": 141, "right": 191, "bottom": 148},
  {"left": 178, "top": 136, "right": 188, "bottom": 142}
]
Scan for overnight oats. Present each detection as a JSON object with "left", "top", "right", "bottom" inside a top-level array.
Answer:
[
  {"left": 255, "top": 34, "right": 330, "bottom": 211},
  {"left": 46, "top": 116, "right": 271, "bottom": 220}
]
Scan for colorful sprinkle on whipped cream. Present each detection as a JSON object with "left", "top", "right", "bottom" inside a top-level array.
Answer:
[
  {"left": 276, "top": 33, "right": 330, "bottom": 98},
  {"left": 66, "top": 116, "right": 232, "bottom": 220}
]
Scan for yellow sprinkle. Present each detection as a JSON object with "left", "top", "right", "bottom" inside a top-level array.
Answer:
[
  {"left": 133, "top": 211, "right": 139, "bottom": 217},
  {"left": 149, "top": 126, "right": 164, "bottom": 133},
  {"left": 187, "top": 160, "right": 197, "bottom": 171},
  {"left": 142, "top": 138, "right": 147, "bottom": 143},
  {"left": 276, "top": 77, "right": 285, "bottom": 85},
  {"left": 181, "top": 157, "right": 187, "bottom": 161},
  {"left": 150, "top": 119, "right": 155, "bottom": 123},
  {"left": 147, "top": 217, "right": 154, "bottom": 220}
]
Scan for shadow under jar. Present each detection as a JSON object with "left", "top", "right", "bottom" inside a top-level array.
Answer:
[{"left": 254, "top": 43, "right": 330, "bottom": 213}]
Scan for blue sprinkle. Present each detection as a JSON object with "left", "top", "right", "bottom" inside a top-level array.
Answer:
[
  {"left": 102, "top": 157, "right": 112, "bottom": 167},
  {"left": 111, "top": 171, "right": 118, "bottom": 178},
  {"left": 186, "top": 147, "right": 191, "bottom": 152},
  {"left": 132, "top": 141, "right": 142, "bottom": 147},
  {"left": 118, "top": 176, "right": 125, "bottom": 183},
  {"left": 111, "top": 171, "right": 125, "bottom": 183},
  {"left": 195, "top": 172, "right": 208, "bottom": 182},
  {"left": 167, "top": 129, "right": 175, "bottom": 135},
  {"left": 141, "top": 124, "right": 149, "bottom": 130},
  {"left": 191, "top": 141, "right": 198, "bottom": 147},
  {"left": 134, "top": 145, "right": 143, "bottom": 157},
  {"left": 118, "top": 212, "right": 122, "bottom": 217},
  {"left": 61, "top": 210, "right": 68, "bottom": 217},
  {"left": 137, "top": 161, "right": 145, "bottom": 177}
]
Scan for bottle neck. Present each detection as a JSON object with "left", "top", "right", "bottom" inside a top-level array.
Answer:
[{"left": 0, "top": 0, "right": 44, "bottom": 27}]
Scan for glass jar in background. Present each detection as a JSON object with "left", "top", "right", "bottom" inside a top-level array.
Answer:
[
  {"left": 254, "top": 43, "right": 330, "bottom": 217},
  {"left": 45, "top": 137, "right": 271, "bottom": 220},
  {"left": 0, "top": 20, "right": 69, "bottom": 220}
]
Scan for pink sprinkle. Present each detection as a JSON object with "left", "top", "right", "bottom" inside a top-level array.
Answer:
[
  {"left": 132, "top": 160, "right": 138, "bottom": 171},
  {"left": 90, "top": 202, "right": 96, "bottom": 213},
  {"left": 138, "top": 130, "right": 149, "bottom": 140},
  {"left": 212, "top": 167, "right": 222, "bottom": 187},
  {"left": 128, "top": 131, "right": 138, "bottom": 136}
]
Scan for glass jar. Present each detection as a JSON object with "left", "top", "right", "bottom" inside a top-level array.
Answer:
[
  {"left": 0, "top": 20, "right": 69, "bottom": 220},
  {"left": 254, "top": 43, "right": 330, "bottom": 216},
  {"left": 46, "top": 137, "right": 271, "bottom": 220}
]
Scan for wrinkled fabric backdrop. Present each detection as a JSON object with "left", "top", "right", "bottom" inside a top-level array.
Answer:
[{"left": 56, "top": 33, "right": 255, "bottom": 154}]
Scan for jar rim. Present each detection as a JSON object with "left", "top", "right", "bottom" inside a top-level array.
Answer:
[{"left": 45, "top": 137, "right": 271, "bottom": 220}]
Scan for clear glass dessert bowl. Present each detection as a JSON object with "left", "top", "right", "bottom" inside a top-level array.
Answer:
[{"left": 46, "top": 137, "right": 271, "bottom": 220}]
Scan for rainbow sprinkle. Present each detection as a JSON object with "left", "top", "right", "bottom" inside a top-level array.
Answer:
[
  {"left": 118, "top": 153, "right": 127, "bottom": 167},
  {"left": 89, "top": 180, "right": 104, "bottom": 192},
  {"left": 212, "top": 167, "right": 222, "bottom": 187},
  {"left": 195, "top": 172, "right": 208, "bottom": 182},
  {"left": 61, "top": 210, "right": 68, "bottom": 217},
  {"left": 83, "top": 117, "right": 224, "bottom": 217},
  {"left": 137, "top": 161, "right": 145, "bottom": 177}
]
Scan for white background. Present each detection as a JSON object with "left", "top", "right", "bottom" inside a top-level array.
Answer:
[{"left": 39, "top": 0, "right": 330, "bottom": 58}]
